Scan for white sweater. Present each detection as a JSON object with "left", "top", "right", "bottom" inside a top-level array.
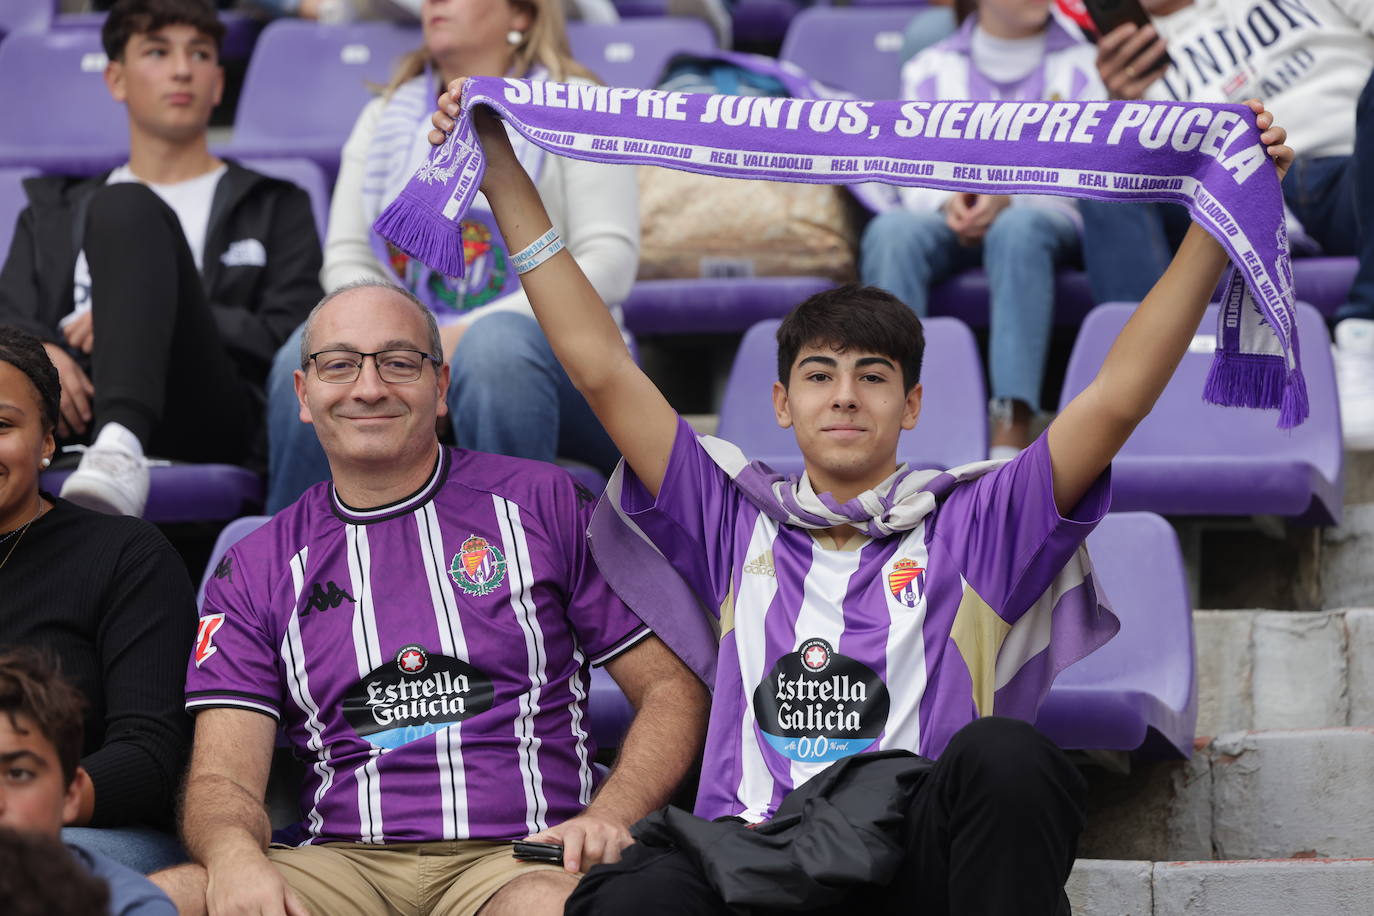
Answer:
[
  {"left": 1146, "top": 0, "right": 1374, "bottom": 158},
  {"left": 324, "top": 88, "right": 640, "bottom": 329}
]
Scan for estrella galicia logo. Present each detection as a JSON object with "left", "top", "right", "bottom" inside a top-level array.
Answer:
[
  {"left": 342, "top": 645, "right": 495, "bottom": 750},
  {"left": 449, "top": 535, "right": 507, "bottom": 597},
  {"left": 302, "top": 580, "right": 355, "bottom": 616},
  {"left": 213, "top": 555, "right": 233, "bottom": 581},
  {"left": 752, "top": 638, "right": 889, "bottom": 764},
  {"left": 887, "top": 558, "right": 926, "bottom": 609}
]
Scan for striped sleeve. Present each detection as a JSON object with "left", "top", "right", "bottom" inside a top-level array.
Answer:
[{"left": 184, "top": 545, "right": 284, "bottom": 720}]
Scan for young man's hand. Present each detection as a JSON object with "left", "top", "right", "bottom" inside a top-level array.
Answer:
[
  {"left": 1096, "top": 23, "right": 1169, "bottom": 99},
  {"left": 1244, "top": 98, "right": 1293, "bottom": 180},
  {"left": 62, "top": 311, "right": 94, "bottom": 354},
  {"left": 524, "top": 808, "right": 635, "bottom": 874},
  {"left": 41, "top": 342, "right": 93, "bottom": 437}
]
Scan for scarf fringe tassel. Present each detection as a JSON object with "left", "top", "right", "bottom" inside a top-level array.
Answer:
[
  {"left": 1202, "top": 351, "right": 1309, "bottom": 428},
  {"left": 373, "top": 192, "right": 469, "bottom": 280}
]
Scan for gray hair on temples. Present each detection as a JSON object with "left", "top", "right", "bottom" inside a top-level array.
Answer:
[{"left": 299, "top": 278, "right": 444, "bottom": 370}]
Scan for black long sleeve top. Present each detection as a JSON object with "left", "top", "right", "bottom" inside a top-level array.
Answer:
[{"left": 0, "top": 496, "right": 195, "bottom": 828}]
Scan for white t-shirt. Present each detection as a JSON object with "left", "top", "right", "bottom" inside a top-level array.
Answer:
[
  {"left": 65, "top": 163, "right": 228, "bottom": 326},
  {"left": 970, "top": 27, "right": 1048, "bottom": 85}
]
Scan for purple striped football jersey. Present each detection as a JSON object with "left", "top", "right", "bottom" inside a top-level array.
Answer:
[
  {"left": 619, "top": 419, "right": 1109, "bottom": 822},
  {"left": 186, "top": 448, "right": 649, "bottom": 845}
]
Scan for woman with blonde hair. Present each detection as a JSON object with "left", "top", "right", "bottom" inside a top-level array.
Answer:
[{"left": 265, "top": 0, "right": 638, "bottom": 510}]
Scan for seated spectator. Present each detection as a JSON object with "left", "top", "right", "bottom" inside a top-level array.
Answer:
[
  {"left": 0, "top": 0, "right": 323, "bottom": 517},
  {"left": 0, "top": 829, "right": 110, "bottom": 916},
  {"left": 1091, "top": 0, "right": 1373, "bottom": 448},
  {"left": 860, "top": 0, "right": 1104, "bottom": 457},
  {"left": 0, "top": 328, "right": 195, "bottom": 873},
  {"left": 264, "top": 0, "right": 637, "bottom": 512},
  {"left": 0, "top": 648, "right": 176, "bottom": 914},
  {"left": 151, "top": 280, "right": 707, "bottom": 916}
]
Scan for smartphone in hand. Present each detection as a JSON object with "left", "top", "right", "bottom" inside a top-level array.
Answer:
[
  {"left": 1082, "top": 0, "right": 1172, "bottom": 77},
  {"left": 512, "top": 841, "right": 565, "bottom": 865}
]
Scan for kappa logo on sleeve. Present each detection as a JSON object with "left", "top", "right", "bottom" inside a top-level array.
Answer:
[{"left": 194, "top": 614, "right": 226, "bottom": 668}]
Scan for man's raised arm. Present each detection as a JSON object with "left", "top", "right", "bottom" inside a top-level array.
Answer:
[
  {"left": 1045, "top": 100, "right": 1293, "bottom": 515},
  {"left": 433, "top": 86, "right": 678, "bottom": 497}
]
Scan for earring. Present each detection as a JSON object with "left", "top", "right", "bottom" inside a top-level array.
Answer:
[
  {"left": 40, "top": 457, "right": 50, "bottom": 469},
  {"left": 507, "top": 29, "right": 524, "bottom": 46}
]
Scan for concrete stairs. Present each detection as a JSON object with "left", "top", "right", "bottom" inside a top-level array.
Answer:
[{"left": 1069, "top": 610, "right": 1374, "bottom": 914}]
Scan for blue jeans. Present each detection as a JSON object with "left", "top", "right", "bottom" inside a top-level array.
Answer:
[
  {"left": 63, "top": 826, "right": 186, "bottom": 874},
  {"left": 860, "top": 206, "right": 1079, "bottom": 410},
  {"left": 1282, "top": 68, "right": 1373, "bottom": 322},
  {"left": 266, "top": 311, "right": 619, "bottom": 512},
  {"left": 1077, "top": 199, "right": 1191, "bottom": 305}
]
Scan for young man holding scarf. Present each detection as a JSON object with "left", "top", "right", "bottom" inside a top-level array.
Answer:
[
  {"left": 428, "top": 88, "right": 1292, "bottom": 913},
  {"left": 0, "top": 0, "right": 322, "bottom": 517}
]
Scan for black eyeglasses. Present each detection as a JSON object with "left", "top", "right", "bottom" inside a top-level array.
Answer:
[{"left": 308, "top": 349, "right": 438, "bottom": 384}]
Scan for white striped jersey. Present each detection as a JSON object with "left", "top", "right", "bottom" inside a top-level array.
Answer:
[
  {"left": 619, "top": 419, "right": 1109, "bottom": 822},
  {"left": 186, "top": 448, "right": 649, "bottom": 845}
]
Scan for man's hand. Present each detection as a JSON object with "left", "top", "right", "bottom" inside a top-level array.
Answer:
[
  {"left": 41, "top": 342, "right": 93, "bottom": 437},
  {"left": 945, "top": 193, "right": 1010, "bottom": 244},
  {"left": 1097, "top": 23, "right": 1169, "bottom": 99},
  {"left": 206, "top": 849, "right": 310, "bottom": 916},
  {"left": 524, "top": 809, "right": 634, "bottom": 874},
  {"left": 62, "top": 311, "right": 94, "bottom": 354}
]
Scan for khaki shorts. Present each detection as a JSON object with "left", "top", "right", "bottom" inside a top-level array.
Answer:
[{"left": 266, "top": 839, "right": 570, "bottom": 916}]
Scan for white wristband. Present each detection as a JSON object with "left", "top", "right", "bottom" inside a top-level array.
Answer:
[
  {"left": 509, "top": 227, "right": 558, "bottom": 270},
  {"left": 515, "top": 236, "right": 564, "bottom": 274}
]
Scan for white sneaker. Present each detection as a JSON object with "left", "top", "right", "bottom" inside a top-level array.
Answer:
[
  {"left": 1334, "top": 318, "right": 1374, "bottom": 450},
  {"left": 59, "top": 443, "right": 150, "bottom": 516}
]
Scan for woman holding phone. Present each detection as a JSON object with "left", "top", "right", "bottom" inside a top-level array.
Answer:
[{"left": 860, "top": 0, "right": 1106, "bottom": 457}]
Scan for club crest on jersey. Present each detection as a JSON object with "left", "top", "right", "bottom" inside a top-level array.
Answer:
[
  {"left": 888, "top": 559, "right": 926, "bottom": 608},
  {"left": 449, "top": 535, "right": 507, "bottom": 596},
  {"left": 194, "top": 614, "right": 225, "bottom": 668}
]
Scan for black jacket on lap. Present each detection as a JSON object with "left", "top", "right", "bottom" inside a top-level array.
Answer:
[{"left": 0, "top": 160, "right": 322, "bottom": 390}]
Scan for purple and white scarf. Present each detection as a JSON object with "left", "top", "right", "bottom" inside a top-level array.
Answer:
[{"left": 375, "top": 77, "right": 1307, "bottom": 427}]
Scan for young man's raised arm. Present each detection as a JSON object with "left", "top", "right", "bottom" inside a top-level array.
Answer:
[
  {"left": 1045, "top": 100, "right": 1292, "bottom": 515},
  {"left": 433, "top": 90, "right": 678, "bottom": 497}
]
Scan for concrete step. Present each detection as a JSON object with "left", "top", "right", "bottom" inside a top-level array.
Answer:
[
  {"left": 1194, "top": 607, "right": 1374, "bottom": 735},
  {"left": 1079, "top": 729, "right": 1374, "bottom": 862},
  {"left": 1068, "top": 857, "right": 1374, "bottom": 916}
]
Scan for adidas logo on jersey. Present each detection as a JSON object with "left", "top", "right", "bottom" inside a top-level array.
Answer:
[{"left": 744, "top": 551, "right": 775, "bottom": 577}]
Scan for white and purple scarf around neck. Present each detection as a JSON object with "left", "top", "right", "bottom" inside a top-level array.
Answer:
[{"left": 375, "top": 78, "right": 1307, "bottom": 427}]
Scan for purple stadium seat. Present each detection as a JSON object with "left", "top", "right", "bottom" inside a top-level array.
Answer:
[
  {"left": 717, "top": 316, "right": 988, "bottom": 472},
  {"left": 622, "top": 277, "right": 836, "bottom": 336},
  {"left": 929, "top": 267, "right": 1098, "bottom": 329},
  {"left": 568, "top": 18, "right": 717, "bottom": 89},
  {"left": 1059, "top": 302, "right": 1343, "bottom": 524},
  {"left": 779, "top": 7, "right": 916, "bottom": 99},
  {"left": 731, "top": 0, "right": 804, "bottom": 45},
  {"left": 0, "top": 0, "right": 54, "bottom": 37},
  {"left": 1291, "top": 257, "right": 1359, "bottom": 319},
  {"left": 228, "top": 20, "right": 420, "bottom": 176},
  {"left": 0, "top": 166, "right": 37, "bottom": 259},
  {"left": 1035, "top": 511, "right": 1197, "bottom": 757},
  {"left": 43, "top": 463, "right": 264, "bottom": 525},
  {"left": 0, "top": 29, "right": 129, "bottom": 172},
  {"left": 238, "top": 156, "right": 331, "bottom": 243}
]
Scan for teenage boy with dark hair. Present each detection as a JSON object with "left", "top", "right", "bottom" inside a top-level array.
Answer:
[
  {"left": 0, "top": 648, "right": 175, "bottom": 915},
  {"left": 0, "top": 0, "right": 323, "bottom": 517},
  {"left": 431, "top": 91, "right": 1293, "bottom": 913}
]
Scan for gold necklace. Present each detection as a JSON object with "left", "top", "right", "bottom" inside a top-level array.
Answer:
[{"left": 0, "top": 504, "right": 45, "bottom": 571}]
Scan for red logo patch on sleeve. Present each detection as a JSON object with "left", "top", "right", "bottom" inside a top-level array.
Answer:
[{"left": 194, "top": 614, "right": 226, "bottom": 668}]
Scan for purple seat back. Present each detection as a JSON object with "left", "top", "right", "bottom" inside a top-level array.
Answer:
[
  {"left": 43, "top": 464, "right": 265, "bottom": 526},
  {"left": 731, "top": 0, "right": 804, "bottom": 45},
  {"left": 1035, "top": 511, "right": 1197, "bottom": 757},
  {"left": 717, "top": 316, "right": 988, "bottom": 473},
  {"left": 238, "top": 156, "right": 331, "bottom": 244},
  {"left": 621, "top": 277, "right": 836, "bottom": 336},
  {"left": 779, "top": 7, "right": 915, "bottom": 99},
  {"left": 230, "top": 21, "right": 420, "bottom": 172},
  {"left": 568, "top": 18, "right": 717, "bottom": 89},
  {"left": 1291, "top": 256, "right": 1359, "bottom": 319},
  {"left": 1059, "top": 303, "right": 1343, "bottom": 523},
  {"left": 197, "top": 515, "right": 271, "bottom": 606},
  {"left": 0, "top": 29, "right": 129, "bottom": 171},
  {"left": 0, "top": 166, "right": 37, "bottom": 259},
  {"left": 0, "top": 0, "right": 54, "bottom": 36},
  {"left": 930, "top": 268, "right": 1097, "bottom": 329}
]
